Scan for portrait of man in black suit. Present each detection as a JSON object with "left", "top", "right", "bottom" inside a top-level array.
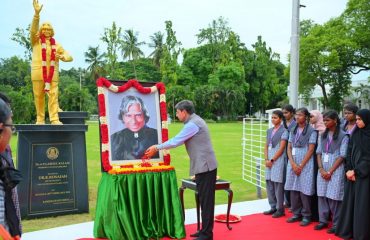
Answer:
[{"left": 110, "top": 95, "right": 159, "bottom": 160}]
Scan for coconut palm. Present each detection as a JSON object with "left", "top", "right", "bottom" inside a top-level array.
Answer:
[
  {"left": 121, "top": 29, "right": 145, "bottom": 79},
  {"left": 148, "top": 31, "right": 164, "bottom": 69},
  {"left": 84, "top": 46, "right": 106, "bottom": 80}
]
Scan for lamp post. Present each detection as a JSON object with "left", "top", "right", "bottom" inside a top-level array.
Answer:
[
  {"left": 289, "top": 0, "right": 305, "bottom": 107},
  {"left": 79, "top": 69, "right": 84, "bottom": 111}
]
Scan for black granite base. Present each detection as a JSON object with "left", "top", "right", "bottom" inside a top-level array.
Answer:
[
  {"left": 59, "top": 111, "right": 88, "bottom": 124},
  {"left": 15, "top": 124, "right": 89, "bottom": 219}
]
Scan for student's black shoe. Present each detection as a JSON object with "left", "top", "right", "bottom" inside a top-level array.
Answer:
[
  {"left": 190, "top": 231, "right": 200, "bottom": 237},
  {"left": 272, "top": 211, "right": 285, "bottom": 218},
  {"left": 314, "top": 222, "right": 328, "bottom": 230},
  {"left": 326, "top": 226, "right": 336, "bottom": 234},
  {"left": 286, "top": 215, "right": 302, "bottom": 223},
  {"left": 299, "top": 218, "right": 311, "bottom": 227},
  {"left": 263, "top": 209, "right": 277, "bottom": 215}
]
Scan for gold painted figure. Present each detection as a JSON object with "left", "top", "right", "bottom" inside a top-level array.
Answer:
[{"left": 30, "top": 0, "right": 73, "bottom": 124}]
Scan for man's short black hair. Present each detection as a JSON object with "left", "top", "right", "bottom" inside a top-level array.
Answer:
[{"left": 175, "top": 100, "right": 195, "bottom": 114}]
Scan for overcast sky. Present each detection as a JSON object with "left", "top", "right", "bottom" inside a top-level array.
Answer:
[{"left": 1, "top": 0, "right": 367, "bottom": 80}]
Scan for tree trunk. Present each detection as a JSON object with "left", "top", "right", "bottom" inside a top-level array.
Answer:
[{"left": 318, "top": 80, "right": 328, "bottom": 110}]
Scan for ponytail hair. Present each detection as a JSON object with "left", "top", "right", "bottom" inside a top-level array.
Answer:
[
  {"left": 293, "top": 107, "right": 310, "bottom": 136},
  {"left": 282, "top": 104, "right": 295, "bottom": 129},
  {"left": 322, "top": 110, "right": 341, "bottom": 140},
  {"left": 282, "top": 104, "right": 295, "bottom": 114},
  {"left": 272, "top": 110, "right": 284, "bottom": 119}
]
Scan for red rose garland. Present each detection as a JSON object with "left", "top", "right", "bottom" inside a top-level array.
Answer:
[
  {"left": 40, "top": 35, "right": 56, "bottom": 92},
  {"left": 96, "top": 78, "right": 171, "bottom": 173}
]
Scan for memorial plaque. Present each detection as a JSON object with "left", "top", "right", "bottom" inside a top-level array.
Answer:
[
  {"left": 16, "top": 121, "right": 89, "bottom": 219},
  {"left": 30, "top": 143, "right": 76, "bottom": 214}
]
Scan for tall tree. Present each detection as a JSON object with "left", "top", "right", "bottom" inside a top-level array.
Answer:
[
  {"left": 148, "top": 31, "right": 164, "bottom": 69},
  {"left": 101, "top": 22, "right": 123, "bottom": 79},
  {"left": 11, "top": 25, "right": 32, "bottom": 61},
  {"left": 245, "top": 36, "right": 281, "bottom": 113},
  {"left": 0, "top": 56, "right": 30, "bottom": 90},
  {"left": 196, "top": 16, "right": 232, "bottom": 70},
  {"left": 120, "top": 58, "right": 161, "bottom": 82},
  {"left": 342, "top": 0, "right": 370, "bottom": 73},
  {"left": 84, "top": 46, "right": 106, "bottom": 80},
  {"left": 160, "top": 21, "right": 182, "bottom": 86},
  {"left": 299, "top": 18, "right": 353, "bottom": 110},
  {"left": 120, "top": 29, "right": 145, "bottom": 79}
]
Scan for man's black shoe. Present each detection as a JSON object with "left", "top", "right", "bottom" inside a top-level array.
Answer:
[
  {"left": 190, "top": 231, "right": 200, "bottom": 237},
  {"left": 286, "top": 215, "right": 302, "bottom": 223},
  {"left": 314, "top": 222, "right": 328, "bottom": 230},
  {"left": 263, "top": 209, "right": 277, "bottom": 215}
]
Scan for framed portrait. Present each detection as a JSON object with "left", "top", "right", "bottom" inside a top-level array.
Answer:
[{"left": 97, "top": 78, "right": 171, "bottom": 173}]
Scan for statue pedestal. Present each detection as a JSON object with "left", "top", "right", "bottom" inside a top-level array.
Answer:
[
  {"left": 59, "top": 111, "right": 88, "bottom": 124},
  {"left": 16, "top": 113, "right": 89, "bottom": 219}
]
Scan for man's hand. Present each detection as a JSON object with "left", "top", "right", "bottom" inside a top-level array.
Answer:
[
  {"left": 145, "top": 145, "right": 158, "bottom": 158},
  {"left": 33, "top": 0, "right": 43, "bottom": 14}
]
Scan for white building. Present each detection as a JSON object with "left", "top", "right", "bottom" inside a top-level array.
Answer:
[{"left": 296, "top": 79, "right": 369, "bottom": 112}]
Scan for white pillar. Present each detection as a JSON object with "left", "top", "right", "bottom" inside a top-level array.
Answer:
[{"left": 289, "top": 0, "right": 300, "bottom": 107}]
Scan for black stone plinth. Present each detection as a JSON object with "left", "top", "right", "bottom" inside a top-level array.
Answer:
[
  {"left": 58, "top": 111, "right": 88, "bottom": 124},
  {"left": 15, "top": 124, "right": 89, "bottom": 219}
]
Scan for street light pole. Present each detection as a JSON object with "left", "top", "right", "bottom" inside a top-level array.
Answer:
[
  {"left": 289, "top": 0, "right": 301, "bottom": 107},
  {"left": 79, "top": 70, "right": 82, "bottom": 111}
]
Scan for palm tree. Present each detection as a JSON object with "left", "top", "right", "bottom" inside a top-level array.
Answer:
[
  {"left": 148, "top": 31, "right": 164, "bottom": 69},
  {"left": 121, "top": 29, "right": 145, "bottom": 79},
  {"left": 84, "top": 46, "right": 106, "bottom": 80}
]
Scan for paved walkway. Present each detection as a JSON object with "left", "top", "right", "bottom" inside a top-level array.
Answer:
[{"left": 22, "top": 199, "right": 269, "bottom": 240}]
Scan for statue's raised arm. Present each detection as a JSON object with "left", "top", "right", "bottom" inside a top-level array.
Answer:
[
  {"left": 30, "top": 0, "right": 43, "bottom": 45},
  {"left": 33, "top": 0, "right": 43, "bottom": 15}
]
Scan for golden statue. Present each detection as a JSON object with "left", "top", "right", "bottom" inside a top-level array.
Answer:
[{"left": 30, "top": 0, "right": 73, "bottom": 125}]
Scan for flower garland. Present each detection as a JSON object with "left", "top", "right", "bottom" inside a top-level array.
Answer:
[
  {"left": 108, "top": 165, "right": 174, "bottom": 175},
  {"left": 40, "top": 35, "right": 56, "bottom": 92},
  {"left": 97, "top": 78, "right": 171, "bottom": 174}
]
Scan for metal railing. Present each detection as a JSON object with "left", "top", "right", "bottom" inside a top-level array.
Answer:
[{"left": 242, "top": 118, "right": 268, "bottom": 198}]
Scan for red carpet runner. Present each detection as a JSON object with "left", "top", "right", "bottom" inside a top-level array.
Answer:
[
  {"left": 163, "top": 213, "right": 341, "bottom": 240},
  {"left": 79, "top": 213, "right": 341, "bottom": 240}
]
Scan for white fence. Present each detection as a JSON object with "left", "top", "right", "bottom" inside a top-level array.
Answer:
[{"left": 242, "top": 118, "right": 268, "bottom": 196}]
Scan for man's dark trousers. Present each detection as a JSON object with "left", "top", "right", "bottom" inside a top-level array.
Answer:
[{"left": 195, "top": 168, "right": 217, "bottom": 240}]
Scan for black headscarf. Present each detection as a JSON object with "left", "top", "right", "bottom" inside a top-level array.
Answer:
[
  {"left": 356, "top": 109, "right": 370, "bottom": 138},
  {"left": 350, "top": 109, "right": 370, "bottom": 169}
]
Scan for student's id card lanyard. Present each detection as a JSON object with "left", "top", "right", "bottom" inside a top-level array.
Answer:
[
  {"left": 268, "top": 127, "right": 279, "bottom": 150},
  {"left": 347, "top": 125, "right": 356, "bottom": 135},
  {"left": 323, "top": 134, "right": 333, "bottom": 163},
  {"left": 292, "top": 127, "right": 303, "bottom": 156}
]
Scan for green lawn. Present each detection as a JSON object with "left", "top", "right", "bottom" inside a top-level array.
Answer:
[{"left": 10, "top": 121, "right": 265, "bottom": 232}]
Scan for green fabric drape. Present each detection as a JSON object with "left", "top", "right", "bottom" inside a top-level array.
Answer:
[{"left": 94, "top": 170, "right": 186, "bottom": 240}]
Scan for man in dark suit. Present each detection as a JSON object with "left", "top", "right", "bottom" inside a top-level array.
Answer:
[
  {"left": 111, "top": 95, "right": 159, "bottom": 160},
  {"left": 145, "top": 100, "right": 218, "bottom": 240}
]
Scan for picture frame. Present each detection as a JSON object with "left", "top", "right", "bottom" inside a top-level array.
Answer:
[{"left": 96, "top": 78, "right": 171, "bottom": 173}]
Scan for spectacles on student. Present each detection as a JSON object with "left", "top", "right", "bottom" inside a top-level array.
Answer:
[{"left": 3, "top": 124, "right": 16, "bottom": 134}]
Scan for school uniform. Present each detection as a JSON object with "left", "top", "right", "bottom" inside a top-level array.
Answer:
[
  {"left": 285, "top": 125, "right": 317, "bottom": 221},
  {"left": 265, "top": 125, "right": 288, "bottom": 214},
  {"left": 284, "top": 120, "right": 297, "bottom": 206},
  {"left": 316, "top": 131, "right": 348, "bottom": 228}
]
